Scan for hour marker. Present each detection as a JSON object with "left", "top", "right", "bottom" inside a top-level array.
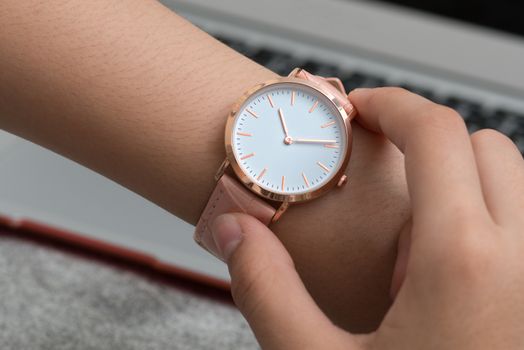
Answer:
[
  {"left": 324, "top": 144, "right": 339, "bottom": 149},
  {"left": 302, "top": 172, "right": 310, "bottom": 188},
  {"left": 281, "top": 176, "right": 285, "bottom": 191},
  {"left": 241, "top": 153, "right": 255, "bottom": 160},
  {"left": 321, "top": 121, "right": 336, "bottom": 128},
  {"left": 309, "top": 100, "right": 319, "bottom": 113},
  {"left": 267, "top": 94, "right": 275, "bottom": 108},
  {"left": 317, "top": 161, "right": 330, "bottom": 173},
  {"left": 257, "top": 167, "right": 267, "bottom": 181},
  {"left": 237, "top": 132, "right": 252, "bottom": 137},
  {"left": 291, "top": 91, "right": 295, "bottom": 106},
  {"left": 246, "top": 109, "right": 258, "bottom": 118}
]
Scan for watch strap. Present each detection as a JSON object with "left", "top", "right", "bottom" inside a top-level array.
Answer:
[
  {"left": 293, "top": 69, "right": 356, "bottom": 119},
  {"left": 194, "top": 174, "right": 276, "bottom": 257},
  {"left": 194, "top": 69, "right": 354, "bottom": 253}
]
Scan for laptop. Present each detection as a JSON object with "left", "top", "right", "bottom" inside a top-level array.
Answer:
[{"left": 0, "top": 0, "right": 523, "bottom": 287}]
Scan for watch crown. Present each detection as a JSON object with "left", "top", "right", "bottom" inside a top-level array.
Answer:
[{"left": 337, "top": 175, "right": 348, "bottom": 188}]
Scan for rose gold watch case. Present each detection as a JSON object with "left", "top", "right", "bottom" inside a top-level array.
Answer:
[{"left": 224, "top": 75, "right": 353, "bottom": 203}]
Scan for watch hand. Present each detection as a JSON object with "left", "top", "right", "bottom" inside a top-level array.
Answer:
[
  {"left": 278, "top": 108, "right": 294, "bottom": 145},
  {"left": 294, "top": 138, "right": 337, "bottom": 144},
  {"left": 278, "top": 108, "right": 290, "bottom": 137}
]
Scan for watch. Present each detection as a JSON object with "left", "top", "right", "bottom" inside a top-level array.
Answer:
[{"left": 194, "top": 68, "right": 356, "bottom": 255}]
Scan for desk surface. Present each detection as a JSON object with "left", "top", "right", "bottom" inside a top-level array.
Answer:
[{"left": 0, "top": 230, "right": 256, "bottom": 350}]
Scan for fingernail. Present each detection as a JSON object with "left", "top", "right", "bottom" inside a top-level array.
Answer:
[{"left": 209, "top": 214, "right": 243, "bottom": 262}]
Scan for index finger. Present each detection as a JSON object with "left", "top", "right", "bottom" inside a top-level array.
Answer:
[{"left": 349, "top": 87, "right": 487, "bottom": 224}]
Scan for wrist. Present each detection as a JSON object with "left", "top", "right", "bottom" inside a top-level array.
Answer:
[
  {"left": 197, "top": 65, "right": 410, "bottom": 331},
  {"left": 174, "top": 57, "right": 277, "bottom": 223}
]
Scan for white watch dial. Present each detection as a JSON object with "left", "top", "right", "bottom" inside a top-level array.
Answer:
[{"left": 231, "top": 82, "right": 348, "bottom": 196}]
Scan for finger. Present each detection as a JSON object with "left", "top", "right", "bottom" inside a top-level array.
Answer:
[
  {"left": 471, "top": 129, "right": 524, "bottom": 226},
  {"left": 210, "top": 213, "right": 359, "bottom": 350},
  {"left": 349, "top": 88, "right": 487, "bottom": 226},
  {"left": 390, "top": 219, "right": 412, "bottom": 300}
]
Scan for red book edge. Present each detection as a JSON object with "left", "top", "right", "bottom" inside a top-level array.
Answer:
[{"left": 0, "top": 213, "right": 231, "bottom": 293}]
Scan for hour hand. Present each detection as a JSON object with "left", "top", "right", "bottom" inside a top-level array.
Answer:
[
  {"left": 278, "top": 108, "right": 293, "bottom": 145},
  {"left": 278, "top": 108, "right": 290, "bottom": 137}
]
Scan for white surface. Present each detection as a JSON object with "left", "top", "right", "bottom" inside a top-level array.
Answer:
[{"left": 233, "top": 83, "right": 346, "bottom": 195}]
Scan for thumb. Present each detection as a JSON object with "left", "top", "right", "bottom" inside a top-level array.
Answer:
[{"left": 209, "top": 213, "right": 360, "bottom": 350}]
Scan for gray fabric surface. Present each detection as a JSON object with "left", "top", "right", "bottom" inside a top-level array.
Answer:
[{"left": 0, "top": 235, "right": 258, "bottom": 350}]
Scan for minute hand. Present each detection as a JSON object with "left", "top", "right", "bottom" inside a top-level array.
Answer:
[{"left": 294, "top": 138, "right": 337, "bottom": 144}]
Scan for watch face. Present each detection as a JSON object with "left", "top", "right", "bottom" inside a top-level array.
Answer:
[{"left": 226, "top": 80, "right": 351, "bottom": 202}]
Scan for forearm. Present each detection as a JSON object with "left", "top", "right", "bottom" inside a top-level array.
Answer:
[
  {"left": 0, "top": 0, "right": 410, "bottom": 331},
  {"left": 0, "top": 0, "right": 275, "bottom": 222}
]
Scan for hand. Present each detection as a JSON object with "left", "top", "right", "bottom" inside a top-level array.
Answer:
[
  {"left": 294, "top": 138, "right": 337, "bottom": 144},
  {"left": 278, "top": 108, "right": 292, "bottom": 144},
  {"left": 205, "top": 88, "right": 524, "bottom": 349},
  {"left": 0, "top": 0, "right": 411, "bottom": 330}
]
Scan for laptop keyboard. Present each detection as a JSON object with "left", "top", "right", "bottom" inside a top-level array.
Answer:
[{"left": 215, "top": 35, "right": 524, "bottom": 155}]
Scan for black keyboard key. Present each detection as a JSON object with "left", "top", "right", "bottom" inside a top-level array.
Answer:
[
  {"left": 214, "top": 35, "right": 232, "bottom": 46},
  {"left": 490, "top": 109, "right": 524, "bottom": 137},
  {"left": 271, "top": 59, "right": 303, "bottom": 75},
  {"left": 498, "top": 116, "right": 521, "bottom": 136},
  {"left": 479, "top": 113, "right": 505, "bottom": 131},
  {"left": 251, "top": 48, "right": 302, "bottom": 75},
  {"left": 361, "top": 76, "right": 387, "bottom": 88},
  {"left": 341, "top": 71, "right": 386, "bottom": 91},
  {"left": 232, "top": 43, "right": 258, "bottom": 57},
  {"left": 302, "top": 60, "right": 339, "bottom": 77},
  {"left": 342, "top": 72, "right": 367, "bottom": 91},
  {"left": 268, "top": 57, "right": 303, "bottom": 76},
  {"left": 397, "top": 83, "right": 435, "bottom": 101},
  {"left": 443, "top": 96, "right": 483, "bottom": 121},
  {"left": 514, "top": 134, "right": 524, "bottom": 154},
  {"left": 252, "top": 48, "right": 275, "bottom": 65},
  {"left": 216, "top": 36, "right": 258, "bottom": 58},
  {"left": 466, "top": 116, "right": 485, "bottom": 134},
  {"left": 466, "top": 108, "right": 524, "bottom": 139},
  {"left": 518, "top": 117, "right": 524, "bottom": 136}
]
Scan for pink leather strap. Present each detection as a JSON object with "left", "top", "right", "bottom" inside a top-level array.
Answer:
[
  {"left": 194, "top": 70, "right": 354, "bottom": 252},
  {"left": 194, "top": 174, "right": 276, "bottom": 257},
  {"left": 294, "top": 69, "right": 356, "bottom": 120}
]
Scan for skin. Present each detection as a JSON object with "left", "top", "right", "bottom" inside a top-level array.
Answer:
[
  {"left": 0, "top": 0, "right": 410, "bottom": 331},
  {"left": 210, "top": 88, "right": 524, "bottom": 349}
]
